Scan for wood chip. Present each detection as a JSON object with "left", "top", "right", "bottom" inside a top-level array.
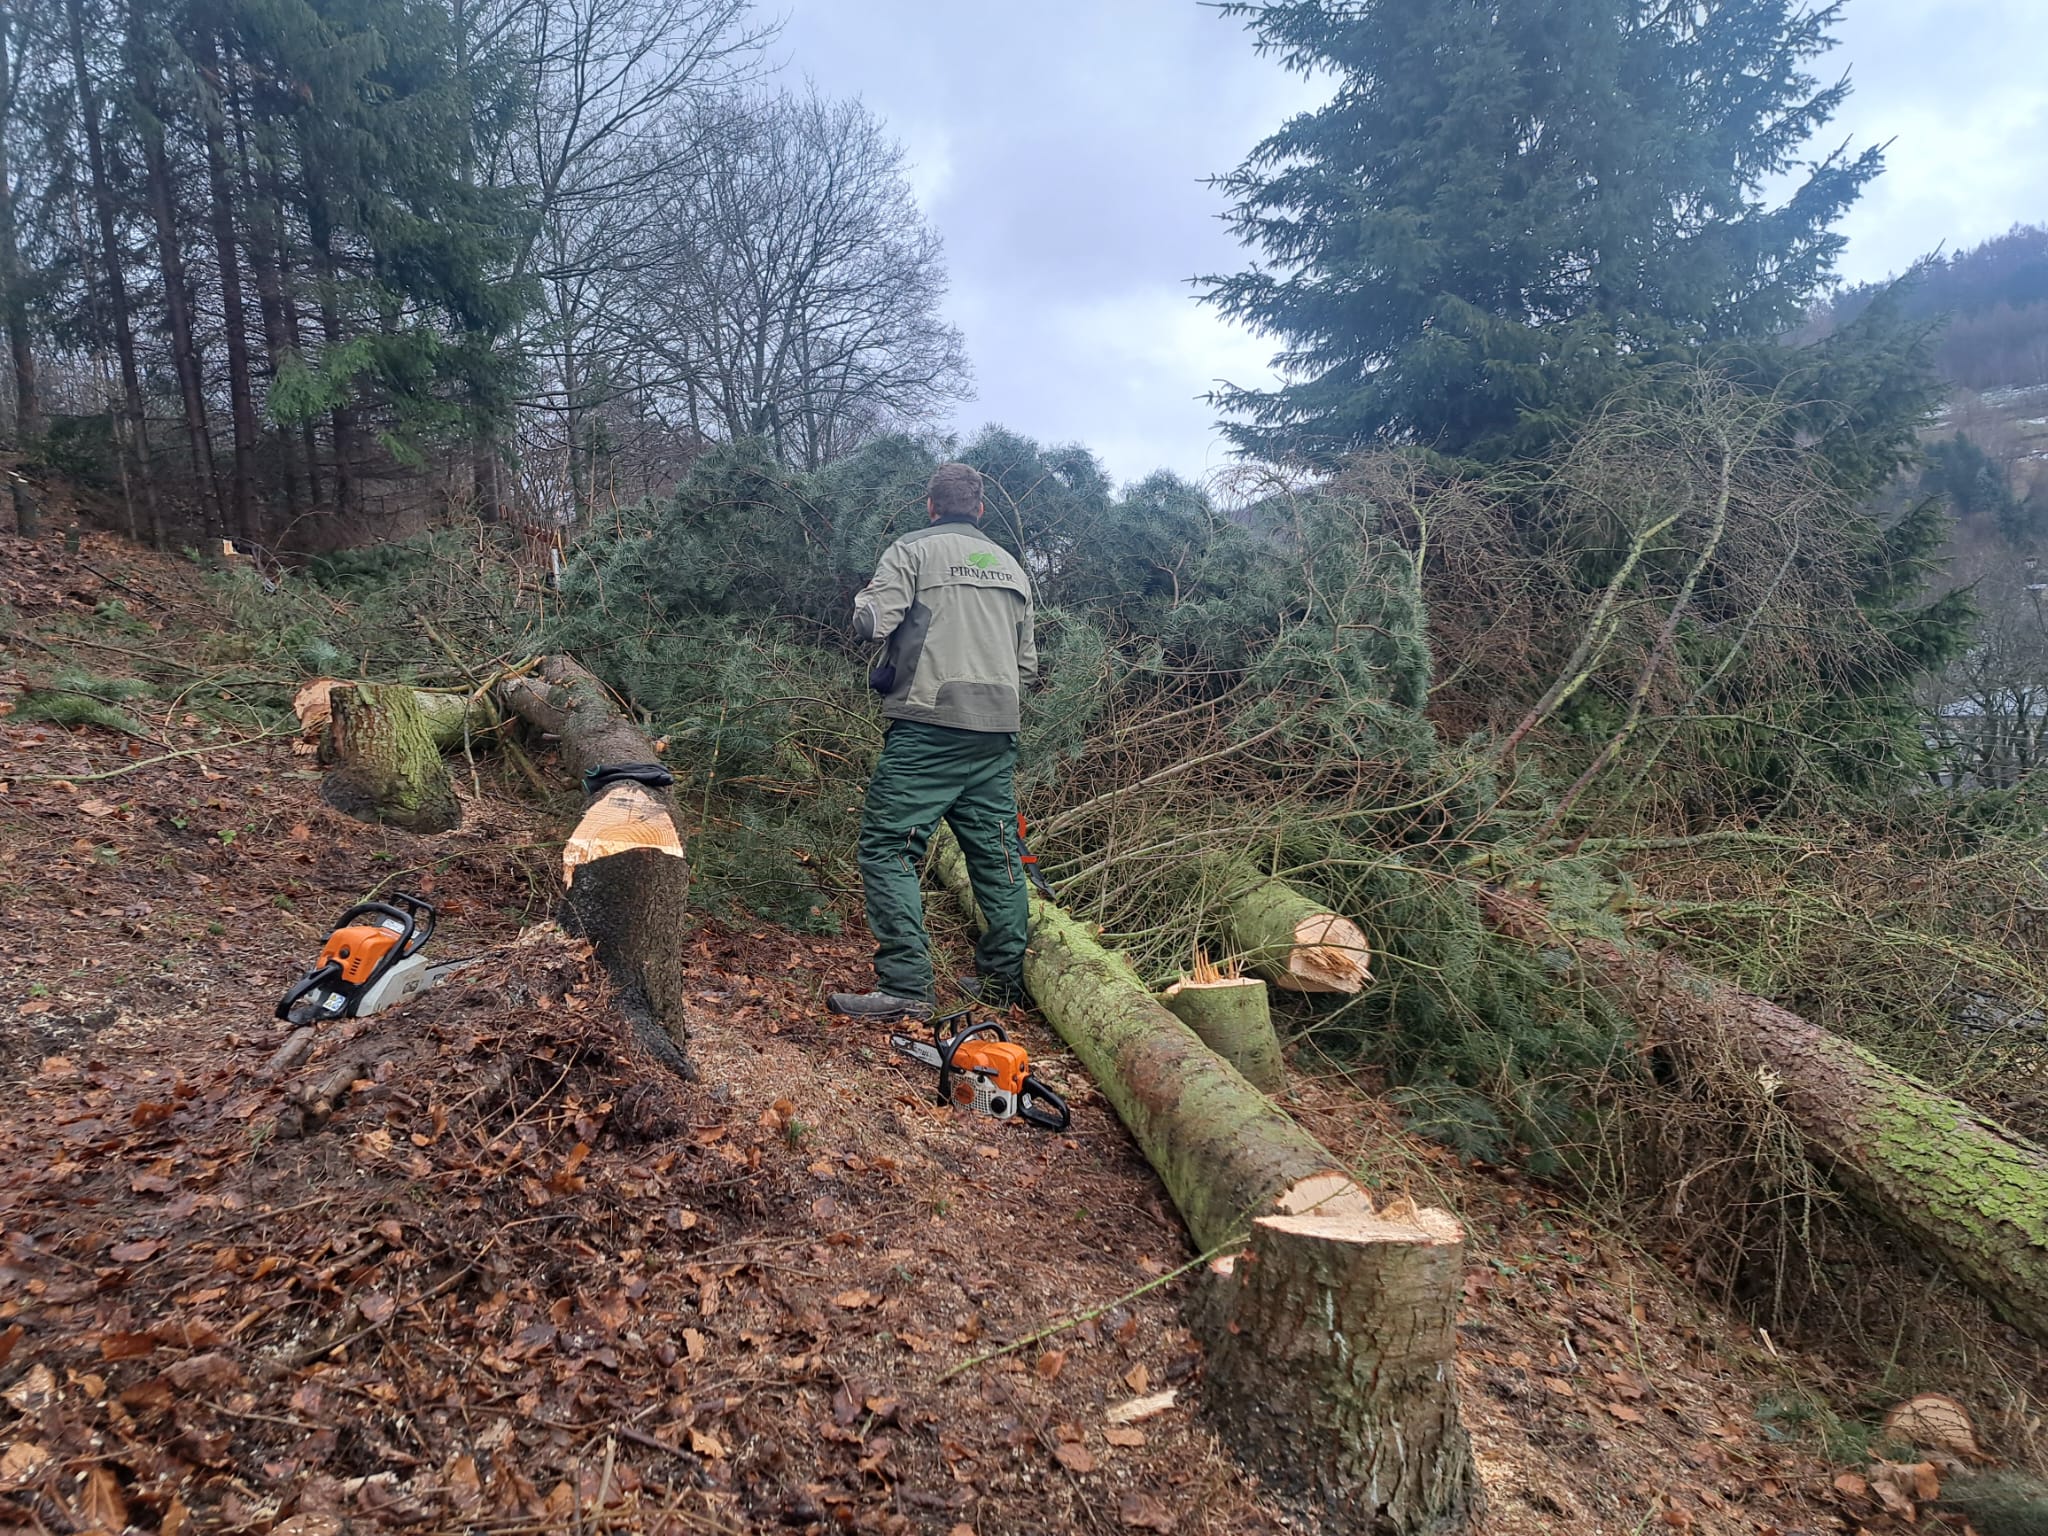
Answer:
[{"left": 1106, "top": 1388, "right": 1177, "bottom": 1425}]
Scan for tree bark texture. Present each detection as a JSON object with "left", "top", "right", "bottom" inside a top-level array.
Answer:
[
  {"left": 933, "top": 837, "right": 1372, "bottom": 1253},
  {"left": 0, "top": 12, "right": 39, "bottom": 444},
  {"left": 1479, "top": 888, "right": 2048, "bottom": 1345},
  {"left": 1222, "top": 871, "right": 1373, "bottom": 994},
  {"left": 198, "top": 29, "right": 260, "bottom": 543},
  {"left": 66, "top": 0, "right": 161, "bottom": 548},
  {"left": 1206, "top": 1212, "right": 1478, "bottom": 1535},
  {"left": 498, "top": 655, "right": 692, "bottom": 1078},
  {"left": 321, "top": 682, "right": 462, "bottom": 832},
  {"left": 1161, "top": 976, "right": 1284, "bottom": 1093}
]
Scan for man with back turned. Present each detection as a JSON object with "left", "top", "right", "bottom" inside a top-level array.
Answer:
[{"left": 827, "top": 463, "right": 1036, "bottom": 1021}]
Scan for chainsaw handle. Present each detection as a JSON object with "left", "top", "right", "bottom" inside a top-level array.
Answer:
[
  {"left": 275, "top": 961, "right": 343, "bottom": 1022},
  {"left": 936, "top": 1018, "right": 1008, "bottom": 1105},
  {"left": 331, "top": 895, "right": 436, "bottom": 958},
  {"left": 1019, "top": 1076, "right": 1071, "bottom": 1132}
]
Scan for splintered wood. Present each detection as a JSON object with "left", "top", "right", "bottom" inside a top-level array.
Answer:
[
  {"left": 1286, "top": 911, "right": 1373, "bottom": 993},
  {"left": 563, "top": 782, "right": 685, "bottom": 887}
]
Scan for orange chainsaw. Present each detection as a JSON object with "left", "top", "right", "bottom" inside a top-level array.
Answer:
[
  {"left": 891, "top": 1013, "right": 1070, "bottom": 1130},
  {"left": 274, "top": 893, "right": 474, "bottom": 1025}
]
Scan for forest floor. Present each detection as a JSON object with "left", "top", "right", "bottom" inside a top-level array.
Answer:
[{"left": 0, "top": 520, "right": 1999, "bottom": 1535}]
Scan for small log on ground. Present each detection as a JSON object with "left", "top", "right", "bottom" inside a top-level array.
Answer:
[
  {"left": 1207, "top": 1209, "right": 1478, "bottom": 1534},
  {"left": 935, "top": 840, "right": 1475, "bottom": 1532},
  {"left": 319, "top": 682, "right": 467, "bottom": 832},
  {"left": 1481, "top": 887, "right": 2048, "bottom": 1346},
  {"left": 498, "top": 655, "right": 693, "bottom": 1079},
  {"left": 1161, "top": 959, "right": 1283, "bottom": 1093},
  {"left": 1221, "top": 868, "right": 1373, "bottom": 994}
]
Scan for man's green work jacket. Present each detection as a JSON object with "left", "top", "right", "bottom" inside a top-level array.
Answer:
[{"left": 853, "top": 518, "right": 1038, "bottom": 733}]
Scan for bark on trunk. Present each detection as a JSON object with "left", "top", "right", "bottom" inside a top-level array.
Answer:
[
  {"left": 497, "top": 656, "right": 692, "bottom": 1079},
  {"left": 936, "top": 843, "right": 1474, "bottom": 1531},
  {"left": 1161, "top": 975, "right": 1284, "bottom": 1093},
  {"left": 320, "top": 682, "right": 462, "bottom": 832},
  {"left": 0, "top": 14, "right": 40, "bottom": 445},
  {"left": 67, "top": 0, "right": 162, "bottom": 548},
  {"left": 933, "top": 837, "right": 1372, "bottom": 1253},
  {"left": 1480, "top": 888, "right": 2048, "bottom": 1345},
  {"left": 199, "top": 30, "right": 260, "bottom": 544},
  {"left": 1221, "top": 870, "right": 1373, "bottom": 995},
  {"left": 1207, "top": 1211, "right": 1478, "bottom": 1535}
]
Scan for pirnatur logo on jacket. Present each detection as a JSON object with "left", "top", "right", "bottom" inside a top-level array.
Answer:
[{"left": 950, "top": 552, "right": 1015, "bottom": 582}]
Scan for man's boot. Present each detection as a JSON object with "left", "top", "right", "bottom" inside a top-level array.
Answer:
[
  {"left": 827, "top": 990, "right": 934, "bottom": 1022},
  {"left": 955, "top": 974, "right": 1024, "bottom": 1009}
]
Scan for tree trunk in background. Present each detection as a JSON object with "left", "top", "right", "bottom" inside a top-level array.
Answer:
[
  {"left": 1480, "top": 888, "right": 2048, "bottom": 1346},
  {"left": 320, "top": 682, "right": 462, "bottom": 833},
  {"left": 232, "top": 93, "right": 298, "bottom": 521},
  {"left": 305, "top": 190, "right": 352, "bottom": 516},
  {"left": 1220, "top": 868, "right": 1374, "bottom": 994},
  {"left": 0, "top": 7, "right": 40, "bottom": 444},
  {"left": 131, "top": 10, "right": 222, "bottom": 533},
  {"left": 66, "top": 0, "right": 162, "bottom": 548},
  {"left": 199, "top": 29, "right": 259, "bottom": 543},
  {"left": 497, "top": 656, "right": 693, "bottom": 1078}
]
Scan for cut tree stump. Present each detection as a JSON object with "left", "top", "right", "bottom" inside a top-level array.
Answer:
[
  {"left": 1481, "top": 886, "right": 2048, "bottom": 1346},
  {"left": 498, "top": 655, "right": 693, "bottom": 1079},
  {"left": 1162, "top": 959, "right": 1283, "bottom": 1093},
  {"left": 1207, "top": 1209, "right": 1478, "bottom": 1535},
  {"left": 935, "top": 838, "right": 1475, "bottom": 1532},
  {"left": 320, "top": 682, "right": 464, "bottom": 832},
  {"left": 1221, "top": 869, "right": 1373, "bottom": 994}
]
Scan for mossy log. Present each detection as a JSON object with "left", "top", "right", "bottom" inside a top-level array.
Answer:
[
  {"left": 498, "top": 655, "right": 692, "bottom": 1079},
  {"left": 935, "top": 841, "right": 1475, "bottom": 1532},
  {"left": 320, "top": 681, "right": 465, "bottom": 832},
  {"left": 1481, "top": 888, "right": 2048, "bottom": 1345},
  {"left": 1221, "top": 869, "right": 1373, "bottom": 994},
  {"left": 1161, "top": 975, "right": 1284, "bottom": 1093}
]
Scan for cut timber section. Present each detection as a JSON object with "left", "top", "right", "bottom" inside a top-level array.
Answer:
[
  {"left": 1161, "top": 960, "right": 1283, "bottom": 1094},
  {"left": 318, "top": 681, "right": 481, "bottom": 832},
  {"left": 1222, "top": 871, "right": 1373, "bottom": 994},
  {"left": 933, "top": 838, "right": 1476, "bottom": 1533},
  {"left": 498, "top": 655, "right": 692, "bottom": 1079},
  {"left": 1481, "top": 887, "right": 2048, "bottom": 1346},
  {"left": 1208, "top": 1208, "right": 1477, "bottom": 1535}
]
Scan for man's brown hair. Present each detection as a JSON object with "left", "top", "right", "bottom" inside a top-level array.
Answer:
[{"left": 927, "top": 462, "right": 983, "bottom": 520}]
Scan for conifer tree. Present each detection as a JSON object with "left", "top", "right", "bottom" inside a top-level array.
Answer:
[{"left": 1205, "top": 0, "right": 1884, "bottom": 462}]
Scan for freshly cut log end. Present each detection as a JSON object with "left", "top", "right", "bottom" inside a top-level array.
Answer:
[
  {"left": 1162, "top": 975, "right": 1285, "bottom": 1093},
  {"left": 497, "top": 655, "right": 694, "bottom": 1081},
  {"left": 1206, "top": 1210, "right": 1478, "bottom": 1535},
  {"left": 1224, "top": 876, "right": 1372, "bottom": 995},
  {"left": 320, "top": 682, "right": 460, "bottom": 833},
  {"left": 564, "top": 782, "right": 685, "bottom": 886}
]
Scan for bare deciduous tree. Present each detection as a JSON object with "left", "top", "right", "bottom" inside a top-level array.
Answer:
[{"left": 630, "top": 88, "right": 970, "bottom": 471}]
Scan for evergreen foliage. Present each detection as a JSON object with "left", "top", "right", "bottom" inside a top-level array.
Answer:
[{"left": 1204, "top": 0, "right": 1887, "bottom": 463}]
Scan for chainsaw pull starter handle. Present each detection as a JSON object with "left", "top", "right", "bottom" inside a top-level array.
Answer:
[{"left": 1018, "top": 1077, "right": 1070, "bottom": 1132}]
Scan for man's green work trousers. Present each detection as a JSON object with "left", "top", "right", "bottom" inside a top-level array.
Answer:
[{"left": 858, "top": 720, "right": 1028, "bottom": 1003}]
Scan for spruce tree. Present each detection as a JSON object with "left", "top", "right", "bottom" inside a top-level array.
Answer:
[{"left": 1204, "top": 0, "right": 1884, "bottom": 462}]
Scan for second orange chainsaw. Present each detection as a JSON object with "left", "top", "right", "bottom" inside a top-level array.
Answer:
[{"left": 890, "top": 1014, "right": 1070, "bottom": 1130}]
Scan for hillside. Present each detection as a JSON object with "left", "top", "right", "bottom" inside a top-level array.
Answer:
[{"left": 1, "top": 522, "right": 2021, "bottom": 1535}]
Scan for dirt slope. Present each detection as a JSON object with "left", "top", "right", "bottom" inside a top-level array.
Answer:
[{"left": 0, "top": 528, "right": 1991, "bottom": 1535}]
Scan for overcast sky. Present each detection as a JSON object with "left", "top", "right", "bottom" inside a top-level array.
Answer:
[{"left": 772, "top": 1, "right": 2048, "bottom": 486}]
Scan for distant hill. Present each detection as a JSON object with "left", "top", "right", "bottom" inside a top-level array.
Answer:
[{"left": 1821, "top": 224, "right": 2048, "bottom": 393}]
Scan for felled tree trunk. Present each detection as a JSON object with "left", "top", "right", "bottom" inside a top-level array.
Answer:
[
  {"left": 498, "top": 655, "right": 693, "bottom": 1079},
  {"left": 1481, "top": 888, "right": 2048, "bottom": 1345},
  {"left": 301, "top": 680, "right": 503, "bottom": 755},
  {"left": 320, "top": 682, "right": 462, "bottom": 832},
  {"left": 1221, "top": 869, "right": 1373, "bottom": 994},
  {"left": 935, "top": 841, "right": 1475, "bottom": 1532},
  {"left": 1161, "top": 973, "right": 1284, "bottom": 1093}
]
